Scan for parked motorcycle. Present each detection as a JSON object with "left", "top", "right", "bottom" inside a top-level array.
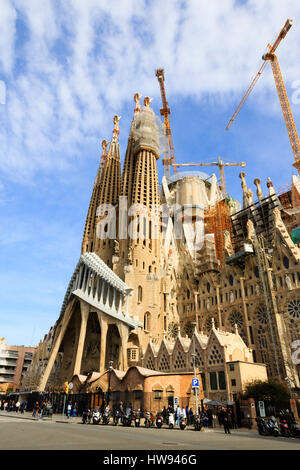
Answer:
[
  {"left": 144, "top": 411, "right": 151, "bottom": 428},
  {"left": 92, "top": 409, "right": 101, "bottom": 425},
  {"left": 156, "top": 412, "right": 163, "bottom": 429},
  {"left": 82, "top": 409, "right": 91, "bottom": 424},
  {"left": 113, "top": 410, "right": 120, "bottom": 426},
  {"left": 179, "top": 414, "right": 187, "bottom": 430},
  {"left": 290, "top": 420, "right": 300, "bottom": 438},
  {"left": 280, "top": 419, "right": 291, "bottom": 437},
  {"left": 134, "top": 411, "right": 141, "bottom": 428},
  {"left": 266, "top": 416, "right": 279, "bottom": 437},
  {"left": 102, "top": 409, "right": 110, "bottom": 425},
  {"left": 194, "top": 415, "right": 202, "bottom": 431},
  {"left": 122, "top": 408, "right": 132, "bottom": 427},
  {"left": 168, "top": 412, "right": 175, "bottom": 429}
]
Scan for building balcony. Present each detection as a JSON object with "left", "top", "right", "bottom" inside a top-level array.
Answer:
[
  {"left": 0, "top": 368, "right": 15, "bottom": 375},
  {"left": 0, "top": 358, "right": 18, "bottom": 366}
]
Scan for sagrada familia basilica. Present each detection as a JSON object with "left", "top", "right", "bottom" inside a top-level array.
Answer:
[{"left": 21, "top": 90, "right": 300, "bottom": 403}]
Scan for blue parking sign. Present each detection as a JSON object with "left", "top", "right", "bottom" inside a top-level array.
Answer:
[{"left": 192, "top": 378, "right": 199, "bottom": 387}]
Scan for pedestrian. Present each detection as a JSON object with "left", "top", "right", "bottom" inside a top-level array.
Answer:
[
  {"left": 67, "top": 401, "right": 72, "bottom": 419},
  {"left": 189, "top": 408, "right": 194, "bottom": 425},
  {"left": 162, "top": 406, "right": 167, "bottom": 424},
  {"left": 20, "top": 400, "right": 27, "bottom": 413},
  {"left": 32, "top": 401, "right": 39, "bottom": 417},
  {"left": 221, "top": 408, "right": 231, "bottom": 434},
  {"left": 72, "top": 402, "right": 77, "bottom": 418},
  {"left": 15, "top": 400, "right": 20, "bottom": 413},
  {"left": 185, "top": 406, "right": 189, "bottom": 424},
  {"left": 175, "top": 405, "right": 181, "bottom": 426}
]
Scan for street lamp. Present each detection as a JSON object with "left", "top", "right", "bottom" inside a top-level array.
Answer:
[{"left": 107, "top": 360, "right": 114, "bottom": 405}]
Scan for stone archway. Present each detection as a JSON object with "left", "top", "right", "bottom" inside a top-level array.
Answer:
[
  {"left": 58, "top": 301, "right": 82, "bottom": 383},
  {"left": 81, "top": 311, "right": 101, "bottom": 376},
  {"left": 105, "top": 324, "right": 122, "bottom": 369}
]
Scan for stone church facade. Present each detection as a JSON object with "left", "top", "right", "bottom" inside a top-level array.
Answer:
[{"left": 22, "top": 93, "right": 300, "bottom": 397}]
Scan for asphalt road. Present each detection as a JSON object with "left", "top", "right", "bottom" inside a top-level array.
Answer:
[{"left": 0, "top": 414, "right": 300, "bottom": 451}]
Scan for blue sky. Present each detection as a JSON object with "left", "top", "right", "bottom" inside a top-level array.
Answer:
[{"left": 1, "top": 0, "right": 300, "bottom": 346}]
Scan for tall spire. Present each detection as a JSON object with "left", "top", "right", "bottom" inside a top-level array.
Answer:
[
  {"left": 93, "top": 116, "right": 122, "bottom": 266},
  {"left": 81, "top": 139, "right": 108, "bottom": 254}
]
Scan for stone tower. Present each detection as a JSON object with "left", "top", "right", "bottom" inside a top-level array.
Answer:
[
  {"left": 117, "top": 96, "right": 163, "bottom": 351},
  {"left": 82, "top": 117, "right": 122, "bottom": 268},
  {"left": 81, "top": 139, "right": 108, "bottom": 254}
]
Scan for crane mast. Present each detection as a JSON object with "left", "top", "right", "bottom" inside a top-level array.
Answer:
[
  {"left": 226, "top": 19, "right": 300, "bottom": 173},
  {"left": 156, "top": 68, "right": 177, "bottom": 177}
]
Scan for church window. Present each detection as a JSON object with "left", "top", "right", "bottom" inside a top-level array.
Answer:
[
  {"left": 138, "top": 286, "right": 143, "bottom": 302},
  {"left": 229, "top": 275, "right": 234, "bottom": 286},
  {"left": 207, "top": 282, "right": 211, "bottom": 293},
  {"left": 229, "top": 311, "right": 243, "bottom": 328},
  {"left": 218, "top": 371, "right": 226, "bottom": 390},
  {"left": 254, "top": 266, "right": 259, "bottom": 278},
  {"left": 144, "top": 312, "right": 151, "bottom": 330},
  {"left": 257, "top": 306, "right": 268, "bottom": 324},
  {"left": 210, "top": 372, "right": 218, "bottom": 390},
  {"left": 287, "top": 299, "right": 300, "bottom": 319},
  {"left": 283, "top": 256, "right": 290, "bottom": 269}
]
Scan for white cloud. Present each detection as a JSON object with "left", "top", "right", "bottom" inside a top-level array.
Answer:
[{"left": 1, "top": 0, "right": 300, "bottom": 182}]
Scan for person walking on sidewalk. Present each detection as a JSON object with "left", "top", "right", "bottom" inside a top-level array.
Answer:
[{"left": 221, "top": 408, "right": 231, "bottom": 434}]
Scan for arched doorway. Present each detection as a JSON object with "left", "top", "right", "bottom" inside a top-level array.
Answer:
[
  {"left": 81, "top": 311, "right": 101, "bottom": 376},
  {"left": 105, "top": 324, "right": 121, "bottom": 369}
]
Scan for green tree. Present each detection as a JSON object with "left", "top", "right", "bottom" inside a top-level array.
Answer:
[{"left": 242, "top": 380, "right": 290, "bottom": 403}]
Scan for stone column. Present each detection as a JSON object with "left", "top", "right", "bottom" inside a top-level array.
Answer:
[
  {"left": 240, "top": 277, "right": 252, "bottom": 347},
  {"left": 72, "top": 301, "right": 89, "bottom": 376},
  {"left": 99, "top": 314, "right": 108, "bottom": 372},
  {"left": 118, "top": 323, "right": 129, "bottom": 371},
  {"left": 38, "top": 300, "right": 75, "bottom": 391}
]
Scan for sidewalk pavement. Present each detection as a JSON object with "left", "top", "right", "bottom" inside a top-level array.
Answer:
[{"left": 0, "top": 410, "right": 257, "bottom": 432}]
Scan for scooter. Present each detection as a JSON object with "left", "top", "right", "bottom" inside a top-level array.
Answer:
[
  {"left": 122, "top": 409, "right": 132, "bottom": 427},
  {"left": 82, "top": 409, "right": 90, "bottom": 424},
  {"left": 194, "top": 415, "right": 202, "bottom": 431},
  {"left": 168, "top": 413, "right": 175, "bottom": 429},
  {"left": 102, "top": 410, "right": 110, "bottom": 425},
  {"left": 113, "top": 410, "right": 120, "bottom": 426},
  {"left": 92, "top": 409, "right": 101, "bottom": 425},
  {"left": 280, "top": 420, "right": 291, "bottom": 437},
  {"left": 266, "top": 416, "right": 279, "bottom": 437},
  {"left": 179, "top": 414, "right": 187, "bottom": 430},
  {"left": 134, "top": 412, "right": 141, "bottom": 427},
  {"left": 156, "top": 412, "right": 163, "bottom": 429},
  {"left": 290, "top": 420, "right": 300, "bottom": 438},
  {"left": 144, "top": 412, "right": 151, "bottom": 428}
]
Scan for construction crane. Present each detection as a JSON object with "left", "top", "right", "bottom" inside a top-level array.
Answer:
[
  {"left": 156, "top": 68, "right": 177, "bottom": 178},
  {"left": 173, "top": 157, "right": 246, "bottom": 198},
  {"left": 226, "top": 19, "right": 300, "bottom": 174}
]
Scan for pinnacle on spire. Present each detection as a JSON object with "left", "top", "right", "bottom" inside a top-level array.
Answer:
[
  {"left": 254, "top": 178, "right": 263, "bottom": 200},
  {"left": 267, "top": 177, "right": 276, "bottom": 196},
  {"left": 143, "top": 96, "right": 153, "bottom": 107},
  {"left": 112, "top": 115, "right": 121, "bottom": 142},
  {"left": 134, "top": 93, "right": 142, "bottom": 115}
]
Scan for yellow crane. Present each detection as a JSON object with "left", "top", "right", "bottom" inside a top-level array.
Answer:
[
  {"left": 156, "top": 68, "right": 177, "bottom": 178},
  {"left": 173, "top": 157, "right": 246, "bottom": 198},
  {"left": 226, "top": 19, "right": 300, "bottom": 174}
]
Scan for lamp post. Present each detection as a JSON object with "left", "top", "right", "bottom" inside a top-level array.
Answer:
[
  {"left": 190, "top": 322, "right": 199, "bottom": 418},
  {"left": 107, "top": 361, "right": 113, "bottom": 405}
]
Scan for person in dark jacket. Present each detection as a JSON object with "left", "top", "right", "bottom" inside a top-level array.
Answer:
[{"left": 221, "top": 408, "right": 231, "bottom": 434}]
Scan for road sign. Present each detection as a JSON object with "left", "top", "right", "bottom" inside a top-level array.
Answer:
[
  {"left": 192, "top": 378, "right": 199, "bottom": 387},
  {"left": 258, "top": 401, "right": 266, "bottom": 417}
]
